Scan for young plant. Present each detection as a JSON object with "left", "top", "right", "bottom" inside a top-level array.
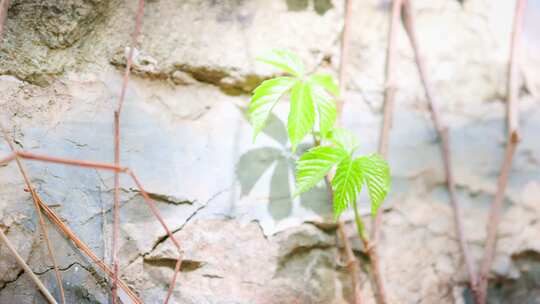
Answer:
[{"left": 248, "top": 49, "right": 391, "bottom": 231}]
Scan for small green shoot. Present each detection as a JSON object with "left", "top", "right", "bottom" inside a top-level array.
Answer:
[{"left": 247, "top": 49, "right": 391, "bottom": 220}]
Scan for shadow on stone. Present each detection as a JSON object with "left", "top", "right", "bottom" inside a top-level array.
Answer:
[
  {"left": 285, "top": 0, "right": 333, "bottom": 15},
  {"left": 236, "top": 113, "right": 330, "bottom": 221}
]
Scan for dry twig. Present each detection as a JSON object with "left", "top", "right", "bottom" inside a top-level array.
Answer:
[
  {"left": 0, "top": 150, "right": 184, "bottom": 301},
  {"left": 0, "top": 226, "right": 58, "bottom": 304},
  {"left": 333, "top": 1, "right": 364, "bottom": 303},
  {"left": 0, "top": 150, "right": 187, "bottom": 302},
  {"left": 401, "top": 0, "right": 480, "bottom": 301},
  {"left": 477, "top": 1, "right": 526, "bottom": 302},
  {"left": 112, "top": 0, "right": 146, "bottom": 302},
  {"left": 368, "top": 1, "right": 407, "bottom": 303},
  {"left": 0, "top": 148, "right": 142, "bottom": 303},
  {"left": 1, "top": 131, "right": 66, "bottom": 304}
]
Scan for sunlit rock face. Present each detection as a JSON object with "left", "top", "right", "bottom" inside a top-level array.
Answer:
[{"left": 0, "top": 0, "right": 539, "bottom": 303}]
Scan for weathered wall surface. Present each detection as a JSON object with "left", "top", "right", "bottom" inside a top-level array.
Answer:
[{"left": 0, "top": 0, "right": 539, "bottom": 303}]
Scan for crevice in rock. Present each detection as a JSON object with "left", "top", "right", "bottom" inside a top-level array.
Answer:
[
  {"left": 278, "top": 244, "right": 333, "bottom": 268},
  {"left": 82, "top": 189, "right": 195, "bottom": 225},
  {"left": 110, "top": 51, "right": 267, "bottom": 96},
  {"left": 144, "top": 186, "right": 232, "bottom": 256},
  {"left": 202, "top": 274, "right": 224, "bottom": 279},
  {"left": 0, "top": 269, "right": 24, "bottom": 291},
  {"left": 143, "top": 258, "right": 205, "bottom": 273},
  {"left": 139, "top": 191, "right": 194, "bottom": 206}
]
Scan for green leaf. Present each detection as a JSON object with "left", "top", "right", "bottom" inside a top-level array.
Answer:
[
  {"left": 332, "top": 155, "right": 363, "bottom": 219},
  {"left": 257, "top": 49, "right": 305, "bottom": 77},
  {"left": 288, "top": 81, "right": 315, "bottom": 152},
  {"left": 294, "top": 146, "right": 347, "bottom": 197},
  {"left": 328, "top": 128, "right": 359, "bottom": 152},
  {"left": 310, "top": 73, "right": 339, "bottom": 96},
  {"left": 248, "top": 77, "right": 296, "bottom": 141},
  {"left": 355, "top": 154, "right": 391, "bottom": 217},
  {"left": 311, "top": 85, "right": 337, "bottom": 137}
]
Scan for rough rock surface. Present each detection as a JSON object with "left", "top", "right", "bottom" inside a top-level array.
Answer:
[{"left": 0, "top": 0, "right": 539, "bottom": 303}]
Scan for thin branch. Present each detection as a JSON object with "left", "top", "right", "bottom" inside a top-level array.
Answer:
[
  {"left": 15, "top": 151, "right": 127, "bottom": 172},
  {"left": 113, "top": 0, "right": 145, "bottom": 301},
  {"left": 506, "top": 0, "right": 525, "bottom": 140},
  {"left": 128, "top": 171, "right": 182, "bottom": 303},
  {"left": 116, "top": 0, "right": 145, "bottom": 116},
  {"left": 0, "top": 226, "right": 58, "bottom": 304},
  {"left": 338, "top": 0, "right": 354, "bottom": 95},
  {"left": 0, "top": 134, "right": 142, "bottom": 302},
  {"left": 0, "top": 151, "right": 160, "bottom": 303},
  {"left": 401, "top": 0, "right": 480, "bottom": 301},
  {"left": 334, "top": 1, "right": 365, "bottom": 303},
  {"left": 0, "top": 149, "right": 182, "bottom": 303},
  {"left": 377, "top": 0, "right": 402, "bottom": 159},
  {"left": 369, "top": 0, "right": 405, "bottom": 302},
  {"left": 1, "top": 131, "right": 66, "bottom": 304},
  {"left": 36, "top": 195, "right": 143, "bottom": 304},
  {"left": 112, "top": 113, "right": 121, "bottom": 304},
  {"left": 477, "top": 1, "right": 526, "bottom": 302},
  {"left": 477, "top": 139, "right": 518, "bottom": 302}
]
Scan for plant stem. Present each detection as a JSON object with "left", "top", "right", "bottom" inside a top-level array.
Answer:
[
  {"left": 401, "top": 0, "right": 481, "bottom": 301},
  {"left": 369, "top": 1, "right": 404, "bottom": 302},
  {"left": 112, "top": 1, "right": 145, "bottom": 303},
  {"left": 335, "top": 0, "right": 388, "bottom": 301},
  {"left": 477, "top": 1, "right": 526, "bottom": 302},
  {"left": 2, "top": 135, "right": 64, "bottom": 304},
  {"left": 352, "top": 200, "right": 367, "bottom": 242},
  {"left": 0, "top": 141, "right": 143, "bottom": 302},
  {"left": 334, "top": 1, "right": 364, "bottom": 303},
  {"left": 0, "top": 226, "right": 58, "bottom": 304}
]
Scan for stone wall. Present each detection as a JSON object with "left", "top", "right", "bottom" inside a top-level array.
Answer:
[{"left": 0, "top": 0, "right": 539, "bottom": 303}]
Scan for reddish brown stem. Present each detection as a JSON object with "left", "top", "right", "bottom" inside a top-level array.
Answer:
[
  {"left": 506, "top": 0, "right": 526, "bottom": 139},
  {"left": 15, "top": 151, "right": 127, "bottom": 172},
  {"left": 369, "top": 0, "right": 405, "bottom": 302},
  {"left": 334, "top": 1, "right": 364, "bottom": 303},
  {"left": 116, "top": 0, "right": 145, "bottom": 116},
  {"left": 338, "top": 0, "right": 353, "bottom": 95},
  {"left": 39, "top": 197, "right": 142, "bottom": 303},
  {"left": 112, "top": 0, "right": 145, "bottom": 301},
  {"left": 1, "top": 148, "right": 181, "bottom": 302},
  {"left": 1, "top": 131, "right": 140, "bottom": 302},
  {"left": 1, "top": 132, "right": 66, "bottom": 304},
  {"left": 112, "top": 112, "right": 121, "bottom": 303},
  {"left": 401, "top": 0, "right": 480, "bottom": 301},
  {"left": 477, "top": 1, "right": 526, "bottom": 302},
  {"left": 377, "top": 0, "right": 402, "bottom": 159},
  {"left": 128, "top": 171, "right": 182, "bottom": 303},
  {"left": 477, "top": 138, "right": 518, "bottom": 303},
  {"left": 0, "top": 225, "right": 58, "bottom": 304}
]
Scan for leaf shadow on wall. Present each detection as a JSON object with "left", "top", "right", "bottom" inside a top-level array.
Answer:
[{"left": 236, "top": 113, "right": 332, "bottom": 221}]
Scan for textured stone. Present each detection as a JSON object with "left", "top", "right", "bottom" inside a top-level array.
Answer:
[{"left": 0, "top": 0, "right": 539, "bottom": 303}]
